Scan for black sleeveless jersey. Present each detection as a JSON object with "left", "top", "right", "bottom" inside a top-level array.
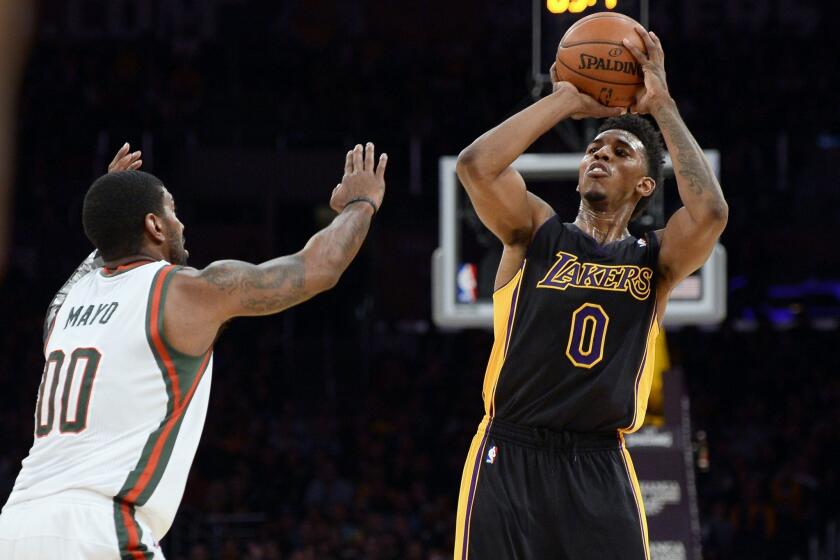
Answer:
[{"left": 479, "top": 217, "right": 661, "bottom": 433}]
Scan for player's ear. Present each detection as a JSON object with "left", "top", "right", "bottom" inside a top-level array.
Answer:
[
  {"left": 636, "top": 176, "right": 655, "bottom": 198},
  {"left": 144, "top": 213, "right": 166, "bottom": 243}
]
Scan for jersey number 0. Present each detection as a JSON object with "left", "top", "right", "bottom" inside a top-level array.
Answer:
[
  {"left": 35, "top": 348, "right": 102, "bottom": 437},
  {"left": 565, "top": 303, "right": 609, "bottom": 368}
]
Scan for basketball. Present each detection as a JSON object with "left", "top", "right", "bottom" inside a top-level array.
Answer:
[{"left": 555, "top": 12, "right": 647, "bottom": 108}]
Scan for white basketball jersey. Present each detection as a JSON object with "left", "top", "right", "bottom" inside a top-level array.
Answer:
[{"left": 4, "top": 260, "right": 213, "bottom": 550}]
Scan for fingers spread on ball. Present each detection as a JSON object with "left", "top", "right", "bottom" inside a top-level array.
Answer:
[
  {"left": 557, "top": 14, "right": 649, "bottom": 108},
  {"left": 634, "top": 26, "right": 656, "bottom": 55},
  {"left": 622, "top": 38, "right": 645, "bottom": 62},
  {"left": 649, "top": 31, "right": 664, "bottom": 61}
]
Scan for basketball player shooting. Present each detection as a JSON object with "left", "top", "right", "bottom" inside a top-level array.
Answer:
[
  {"left": 0, "top": 142, "right": 387, "bottom": 559},
  {"left": 453, "top": 27, "right": 727, "bottom": 559}
]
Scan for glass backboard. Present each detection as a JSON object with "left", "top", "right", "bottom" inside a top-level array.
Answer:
[{"left": 432, "top": 152, "right": 726, "bottom": 329}]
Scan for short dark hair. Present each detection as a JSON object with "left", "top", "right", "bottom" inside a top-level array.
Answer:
[
  {"left": 82, "top": 171, "right": 165, "bottom": 260},
  {"left": 596, "top": 114, "right": 665, "bottom": 218}
]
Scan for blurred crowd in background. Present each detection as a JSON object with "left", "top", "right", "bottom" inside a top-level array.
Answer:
[{"left": 2, "top": 0, "right": 838, "bottom": 558}]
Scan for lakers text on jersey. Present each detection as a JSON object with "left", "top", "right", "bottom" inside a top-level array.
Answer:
[{"left": 484, "top": 218, "right": 660, "bottom": 434}]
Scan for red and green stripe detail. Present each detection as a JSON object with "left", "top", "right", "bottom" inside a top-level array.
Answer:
[{"left": 113, "top": 265, "right": 212, "bottom": 559}]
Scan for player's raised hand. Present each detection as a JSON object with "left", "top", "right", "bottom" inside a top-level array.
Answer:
[
  {"left": 107, "top": 142, "right": 143, "bottom": 173},
  {"left": 549, "top": 63, "right": 624, "bottom": 120},
  {"left": 622, "top": 27, "right": 672, "bottom": 115},
  {"left": 330, "top": 142, "right": 387, "bottom": 214}
]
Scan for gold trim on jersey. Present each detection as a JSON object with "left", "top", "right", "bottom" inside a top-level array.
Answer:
[
  {"left": 454, "top": 415, "right": 492, "bottom": 559},
  {"left": 484, "top": 262, "right": 525, "bottom": 416},
  {"left": 537, "top": 251, "right": 653, "bottom": 301},
  {"left": 454, "top": 263, "right": 526, "bottom": 559},
  {"left": 619, "top": 434, "right": 651, "bottom": 560},
  {"left": 620, "top": 309, "right": 660, "bottom": 434}
]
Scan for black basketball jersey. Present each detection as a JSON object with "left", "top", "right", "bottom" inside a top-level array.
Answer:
[{"left": 480, "top": 217, "right": 661, "bottom": 433}]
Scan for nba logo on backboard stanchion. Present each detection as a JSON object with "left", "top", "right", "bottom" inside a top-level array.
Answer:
[{"left": 457, "top": 263, "right": 478, "bottom": 303}]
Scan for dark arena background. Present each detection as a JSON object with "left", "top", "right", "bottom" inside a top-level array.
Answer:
[{"left": 1, "top": 1, "right": 838, "bottom": 559}]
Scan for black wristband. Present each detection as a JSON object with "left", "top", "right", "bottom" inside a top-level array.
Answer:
[{"left": 345, "top": 196, "right": 378, "bottom": 215}]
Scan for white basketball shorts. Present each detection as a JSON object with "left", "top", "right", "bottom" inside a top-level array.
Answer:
[{"left": 0, "top": 490, "right": 164, "bottom": 560}]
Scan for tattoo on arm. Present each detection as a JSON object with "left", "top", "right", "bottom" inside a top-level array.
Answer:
[
  {"left": 656, "top": 106, "right": 718, "bottom": 197},
  {"left": 202, "top": 258, "right": 306, "bottom": 312},
  {"left": 240, "top": 293, "right": 302, "bottom": 313},
  {"left": 203, "top": 260, "right": 305, "bottom": 293},
  {"left": 334, "top": 209, "right": 371, "bottom": 256}
]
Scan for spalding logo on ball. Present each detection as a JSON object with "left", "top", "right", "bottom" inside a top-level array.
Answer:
[{"left": 555, "top": 12, "right": 648, "bottom": 107}]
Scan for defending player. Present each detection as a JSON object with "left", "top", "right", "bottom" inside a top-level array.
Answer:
[
  {"left": 453, "top": 28, "right": 727, "bottom": 559},
  {"left": 0, "top": 142, "right": 387, "bottom": 559}
]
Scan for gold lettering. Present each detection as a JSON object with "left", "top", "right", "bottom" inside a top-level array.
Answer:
[
  {"left": 628, "top": 268, "right": 653, "bottom": 300},
  {"left": 577, "top": 263, "right": 604, "bottom": 287},
  {"left": 560, "top": 262, "right": 581, "bottom": 285},
  {"left": 616, "top": 266, "right": 639, "bottom": 291},
  {"left": 603, "top": 268, "right": 622, "bottom": 289},
  {"left": 537, "top": 253, "right": 653, "bottom": 300}
]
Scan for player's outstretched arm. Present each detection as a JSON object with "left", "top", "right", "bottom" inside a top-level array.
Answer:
[
  {"left": 623, "top": 28, "right": 728, "bottom": 304},
  {"left": 164, "top": 143, "right": 387, "bottom": 355},
  {"left": 457, "top": 75, "right": 622, "bottom": 248},
  {"left": 195, "top": 201, "right": 372, "bottom": 316}
]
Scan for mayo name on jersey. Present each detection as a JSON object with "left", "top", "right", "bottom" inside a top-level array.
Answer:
[{"left": 5, "top": 260, "right": 213, "bottom": 544}]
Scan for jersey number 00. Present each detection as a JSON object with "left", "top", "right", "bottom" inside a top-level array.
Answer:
[{"left": 35, "top": 347, "right": 102, "bottom": 437}]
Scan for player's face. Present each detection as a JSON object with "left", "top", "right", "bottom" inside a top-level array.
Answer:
[
  {"left": 578, "top": 130, "right": 649, "bottom": 207},
  {"left": 161, "top": 189, "right": 189, "bottom": 265}
]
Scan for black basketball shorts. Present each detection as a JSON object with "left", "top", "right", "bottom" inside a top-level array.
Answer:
[{"left": 454, "top": 416, "right": 650, "bottom": 560}]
